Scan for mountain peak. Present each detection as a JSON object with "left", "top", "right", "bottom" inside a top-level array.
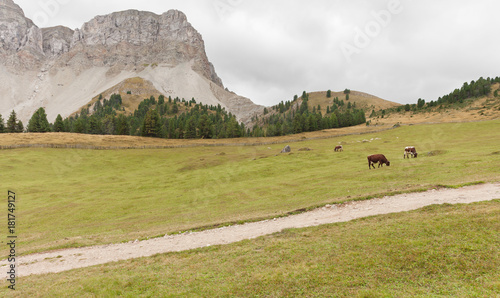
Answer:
[
  {"left": 0, "top": 1, "right": 263, "bottom": 125},
  {"left": 67, "top": 7, "right": 223, "bottom": 88},
  {"left": 75, "top": 8, "right": 196, "bottom": 48},
  {"left": 0, "top": 0, "right": 42, "bottom": 54},
  {"left": 0, "top": 0, "right": 23, "bottom": 13}
]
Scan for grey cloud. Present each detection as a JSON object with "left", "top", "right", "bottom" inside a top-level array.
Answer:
[{"left": 14, "top": 0, "right": 500, "bottom": 107}]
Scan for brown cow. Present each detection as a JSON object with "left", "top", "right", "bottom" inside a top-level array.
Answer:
[
  {"left": 335, "top": 145, "right": 343, "bottom": 152},
  {"left": 368, "top": 154, "right": 390, "bottom": 169},
  {"left": 404, "top": 146, "right": 418, "bottom": 159}
]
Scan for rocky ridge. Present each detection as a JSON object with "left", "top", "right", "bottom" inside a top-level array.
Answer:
[{"left": 0, "top": 0, "right": 263, "bottom": 124}]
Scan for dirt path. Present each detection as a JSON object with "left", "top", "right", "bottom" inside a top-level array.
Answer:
[{"left": 2, "top": 183, "right": 499, "bottom": 278}]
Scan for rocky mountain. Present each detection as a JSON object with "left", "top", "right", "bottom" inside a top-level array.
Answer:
[{"left": 0, "top": 0, "right": 263, "bottom": 124}]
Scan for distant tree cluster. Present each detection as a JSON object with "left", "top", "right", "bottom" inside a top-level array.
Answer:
[
  {"left": 252, "top": 92, "right": 366, "bottom": 137},
  {"left": 0, "top": 111, "right": 24, "bottom": 133},
  {"left": 436, "top": 77, "right": 499, "bottom": 105},
  {"left": 271, "top": 95, "right": 299, "bottom": 114},
  {"left": 370, "top": 76, "right": 500, "bottom": 118},
  {"left": 11, "top": 89, "right": 366, "bottom": 140},
  {"left": 344, "top": 88, "right": 351, "bottom": 101},
  {"left": 52, "top": 94, "right": 246, "bottom": 139}
]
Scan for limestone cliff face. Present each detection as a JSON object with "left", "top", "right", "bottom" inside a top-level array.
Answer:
[
  {"left": 0, "top": 0, "right": 44, "bottom": 67},
  {"left": 42, "top": 26, "right": 74, "bottom": 57},
  {"left": 68, "top": 9, "right": 223, "bottom": 87},
  {"left": 0, "top": 1, "right": 263, "bottom": 124}
]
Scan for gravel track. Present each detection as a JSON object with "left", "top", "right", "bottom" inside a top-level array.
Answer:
[{"left": 1, "top": 183, "right": 499, "bottom": 278}]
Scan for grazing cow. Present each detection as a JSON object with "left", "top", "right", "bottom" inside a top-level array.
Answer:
[
  {"left": 404, "top": 146, "right": 418, "bottom": 159},
  {"left": 368, "top": 154, "right": 390, "bottom": 169},
  {"left": 335, "top": 145, "right": 343, "bottom": 152}
]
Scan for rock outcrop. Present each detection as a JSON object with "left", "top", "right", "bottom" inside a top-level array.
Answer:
[
  {"left": 0, "top": 0, "right": 44, "bottom": 66},
  {"left": 0, "top": 1, "right": 263, "bottom": 124},
  {"left": 42, "top": 26, "right": 74, "bottom": 57},
  {"left": 281, "top": 145, "right": 292, "bottom": 153}
]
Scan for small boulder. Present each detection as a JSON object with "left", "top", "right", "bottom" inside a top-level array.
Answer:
[{"left": 281, "top": 145, "right": 291, "bottom": 153}]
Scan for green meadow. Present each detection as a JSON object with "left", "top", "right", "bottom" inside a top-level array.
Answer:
[
  {"left": 1, "top": 120, "right": 499, "bottom": 255},
  {"left": 3, "top": 201, "right": 499, "bottom": 296}
]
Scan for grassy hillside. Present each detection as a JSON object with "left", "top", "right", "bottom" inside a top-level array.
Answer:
[
  {"left": 72, "top": 77, "right": 165, "bottom": 117},
  {"left": 369, "top": 83, "right": 500, "bottom": 125},
  {"left": 307, "top": 90, "right": 401, "bottom": 115},
  {"left": 1, "top": 120, "right": 499, "bottom": 256},
  {"left": 2, "top": 201, "right": 498, "bottom": 296},
  {"left": 249, "top": 90, "right": 397, "bottom": 133}
]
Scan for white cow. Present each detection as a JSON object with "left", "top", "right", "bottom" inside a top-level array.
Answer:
[{"left": 404, "top": 146, "right": 418, "bottom": 159}]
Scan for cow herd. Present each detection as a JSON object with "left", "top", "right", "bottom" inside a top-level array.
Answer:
[{"left": 334, "top": 145, "right": 418, "bottom": 169}]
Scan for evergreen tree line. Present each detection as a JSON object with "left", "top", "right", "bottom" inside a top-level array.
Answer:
[
  {"left": 4, "top": 91, "right": 365, "bottom": 139},
  {"left": 23, "top": 94, "right": 247, "bottom": 139},
  {"left": 253, "top": 92, "right": 303, "bottom": 122},
  {"left": 370, "top": 76, "right": 500, "bottom": 118},
  {"left": 252, "top": 95, "right": 366, "bottom": 137},
  {"left": 436, "top": 77, "right": 500, "bottom": 105}
]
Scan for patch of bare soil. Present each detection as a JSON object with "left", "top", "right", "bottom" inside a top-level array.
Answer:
[{"left": 1, "top": 183, "right": 498, "bottom": 278}]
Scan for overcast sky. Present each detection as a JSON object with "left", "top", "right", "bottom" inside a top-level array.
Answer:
[{"left": 15, "top": 0, "right": 500, "bottom": 106}]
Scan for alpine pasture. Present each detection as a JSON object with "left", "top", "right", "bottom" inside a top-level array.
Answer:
[{"left": 1, "top": 120, "right": 499, "bottom": 296}]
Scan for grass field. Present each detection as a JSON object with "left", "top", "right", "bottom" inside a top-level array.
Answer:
[
  {"left": 307, "top": 90, "right": 401, "bottom": 114},
  {"left": 1, "top": 120, "right": 499, "bottom": 256},
  {"left": 369, "top": 84, "right": 500, "bottom": 126},
  {"left": 2, "top": 201, "right": 499, "bottom": 296}
]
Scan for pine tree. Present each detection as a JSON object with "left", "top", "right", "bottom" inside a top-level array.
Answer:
[
  {"left": 330, "top": 113, "right": 339, "bottom": 128},
  {"left": 344, "top": 89, "right": 351, "bottom": 101},
  {"left": 184, "top": 117, "right": 197, "bottom": 139},
  {"left": 101, "top": 115, "right": 115, "bottom": 135},
  {"left": 158, "top": 95, "right": 165, "bottom": 105},
  {"left": 116, "top": 114, "right": 130, "bottom": 135},
  {"left": 327, "top": 90, "right": 332, "bottom": 98},
  {"left": 54, "top": 114, "right": 65, "bottom": 132},
  {"left": 293, "top": 114, "right": 303, "bottom": 134},
  {"left": 171, "top": 103, "right": 179, "bottom": 114},
  {"left": 28, "top": 110, "right": 40, "bottom": 132},
  {"left": 88, "top": 116, "right": 101, "bottom": 134},
  {"left": 16, "top": 120, "right": 23, "bottom": 133},
  {"left": 299, "top": 99, "right": 309, "bottom": 115},
  {"left": 28, "top": 108, "right": 51, "bottom": 133},
  {"left": 39, "top": 108, "right": 50, "bottom": 132},
  {"left": 141, "top": 109, "right": 161, "bottom": 137},
  {"left": 74, "top": 117, "right": 87, "bottom": 134},
  {"left": 0, "top": 114, "right": 5, "bottom": 133},
  {"left": 7, "top": 110, "right": 18, "bottom": 133},
  {"left": 417, "top": 98, "right": 425, "bottom": 109},
  {"left": 226, "top": 117, "right": 241, "bottom": 138},
  {"left": 198, "top": 114, "right": 212, "bottom": 139}
]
